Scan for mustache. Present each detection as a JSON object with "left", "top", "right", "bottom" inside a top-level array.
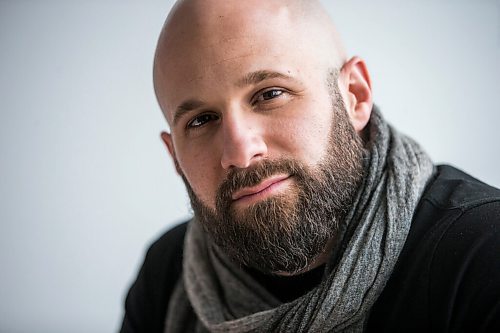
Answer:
[{"left": 216, "top": 158, "right": 303, "bottom": 202}]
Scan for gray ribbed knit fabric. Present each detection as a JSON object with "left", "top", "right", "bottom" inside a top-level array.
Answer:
[{"left": 165, "top": 109, "right": 435, "bottom": 332}]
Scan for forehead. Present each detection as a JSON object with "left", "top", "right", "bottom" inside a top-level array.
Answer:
[{"left": 154, "top": 5, "right": 328, "bottom": 121}]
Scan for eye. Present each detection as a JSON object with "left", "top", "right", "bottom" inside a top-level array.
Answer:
[
  {"left": 187, "top": 113, "right": 219, "bottom": 129},
  {"left": 255, "top": 89, "right": 284, "bottom": 103}
]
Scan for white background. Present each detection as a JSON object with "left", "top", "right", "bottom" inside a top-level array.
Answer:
[{"left": 0, "top": 0, "right": 498, "bottom": 332}]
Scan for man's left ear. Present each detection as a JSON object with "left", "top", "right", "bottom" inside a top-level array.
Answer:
[{"left": 339, "top": 56, "right": 373, "bottom": 133}]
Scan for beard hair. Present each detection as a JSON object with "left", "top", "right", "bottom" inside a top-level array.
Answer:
[{"left": 181, "top": 73, "right": 366, "bottom": 275}]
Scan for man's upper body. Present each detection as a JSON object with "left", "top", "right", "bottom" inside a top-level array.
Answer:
[
  {"left": 121, "top": 165, "right": 500, "bottom": 332},
  {"left": 122, "top": 0, "right": 499, "bottom": 331}
]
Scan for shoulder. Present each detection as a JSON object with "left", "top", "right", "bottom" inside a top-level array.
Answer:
[
  {"left": 120, "top": 221, "right": 189, "bottom": 333},
  {"left": 410, "top": 165, "right": 500, "bottom": 270},
  {"left": 405, "top": 165, "right": 500, "bottom": 251},
  {"left": 423, "top": 164, "right": 500, "bottom": 210},
  {"left": 140, "top": 221, "right": 188, "bottom": 295},
  {"left": 146, "top": 221, "right": 189, "bottom": 266},
  {"left": 422, "top": 166, "right": 500, "bottom": 331},
  {"left": 369, "top": 165, "right": 500, "bottom": 332}
]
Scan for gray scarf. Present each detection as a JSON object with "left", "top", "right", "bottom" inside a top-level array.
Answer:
[{"left": 165, "top": 109, "right": 435, "bottom": 332}]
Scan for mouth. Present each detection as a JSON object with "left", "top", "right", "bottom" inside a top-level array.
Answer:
[{"left": 231, "top": 174, "right": 292, "bottom": 203}]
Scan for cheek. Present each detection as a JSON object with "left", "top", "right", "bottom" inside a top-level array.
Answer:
[
  {"left": 176, "top": 147, "right": 221, "bottom": 209},
  {"left": 270, "top": 103, "right": 333, "bottom": 165}
]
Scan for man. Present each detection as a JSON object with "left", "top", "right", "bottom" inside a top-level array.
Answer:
[{"left": 121, "top": 0, "right": 500, "bottom": 332}]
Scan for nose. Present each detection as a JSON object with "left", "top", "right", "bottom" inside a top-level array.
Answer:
[{"left": 220, "top": 112, "right": 267, "bottom": 170}]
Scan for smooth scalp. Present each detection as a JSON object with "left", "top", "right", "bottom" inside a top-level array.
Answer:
[{"left": 153, "top": 0, "right": 347, "bottom": 126}]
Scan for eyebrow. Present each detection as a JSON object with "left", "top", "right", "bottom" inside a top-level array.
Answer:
[
  {"left": 173, "top": 98, "right": 206, "bottom": 127},
  {"left": 172, "top": 70, "right": 302, "bottom": 126},
  {"left": 236, "top": 70, "right": 302, "bottom": 87}
]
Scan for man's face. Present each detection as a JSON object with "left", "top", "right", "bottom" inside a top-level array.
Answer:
[
  {"left": 185, "top": 89, "right": 365, "bottom": 273},
  {"left": 155, "top": 6, "right": 365, "bottom": 273}
]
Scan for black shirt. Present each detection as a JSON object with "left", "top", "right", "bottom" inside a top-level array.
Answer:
[{"left": 120, "top": 166, "right": 500, "bottom": 332}]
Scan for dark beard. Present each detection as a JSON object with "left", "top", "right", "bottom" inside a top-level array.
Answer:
[{"left": 182, "top": 92, "right": 365, "bottom": 274}]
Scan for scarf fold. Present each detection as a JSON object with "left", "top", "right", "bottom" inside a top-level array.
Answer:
[{"left": 165, "top": 108, "right": 435, "bottom": 332}]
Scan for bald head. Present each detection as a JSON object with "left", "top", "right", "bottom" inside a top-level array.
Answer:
[
  {"left": 153, "top": 0, "right": 374, "bottom": 244},
  {"left": 154, "top": 0, "right": 347, "bottom": 124}
]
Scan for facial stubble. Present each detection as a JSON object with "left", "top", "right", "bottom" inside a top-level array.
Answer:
[{"left": 181, "top": 83, "right": 365, "bottom": 275}]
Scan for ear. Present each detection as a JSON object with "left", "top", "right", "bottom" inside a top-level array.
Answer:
[
  {"left": 160, "top": 131, "right": 182, "bottom": 175},
  {"left": 338, "top": 56, "right": 373, "bottom": 133}
]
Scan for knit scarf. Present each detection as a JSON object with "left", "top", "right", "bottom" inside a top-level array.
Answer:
[{"left": 165, "top": 109, "right": 435, "bottom": 332}]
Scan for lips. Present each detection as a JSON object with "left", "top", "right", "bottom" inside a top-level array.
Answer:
[{"left": 231, "top": 174, "right": 290, "bottom": 201}]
